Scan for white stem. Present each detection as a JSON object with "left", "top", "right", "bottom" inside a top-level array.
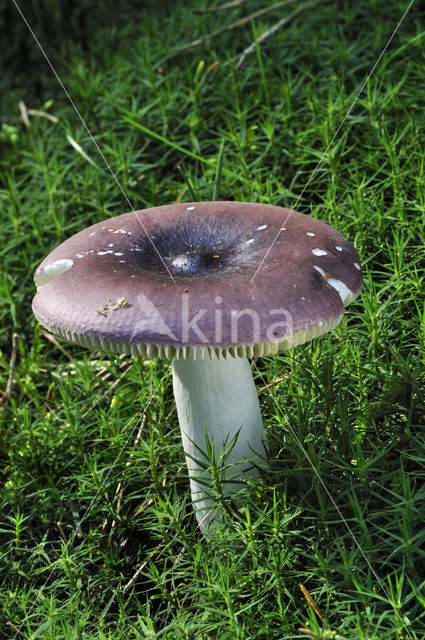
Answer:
[{"left": 172, "top": 352, "right": 265, "bottom": 534}]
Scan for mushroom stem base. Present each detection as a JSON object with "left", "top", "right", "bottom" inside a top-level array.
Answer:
[{"left": 172, "top": 353, "right": 265, "bottom": 535}]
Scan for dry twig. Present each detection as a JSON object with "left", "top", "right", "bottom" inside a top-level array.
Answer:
[
  {"left": 19, "top": 100, "right": 58, "bottom": 125},
  {"left": 133, "top": 497, "right": 155, "bottom": 518},
  {"left": 57, "top": 521, "right": 68, "bottom": 544},
  {"left": 27, "top": 108, "right": 58, "bottom": 123},
  {"left": 300, "top": 584, "right": 324, "bottom": 622},
  {"left": 19, "top": 100, "right": 30, "bottom": 128},
  {"left": 193, "top": 0, "right": 252, "bottom": 13},
  {"left": 258, "top": 373, "right": 291, "bottom": 394},
  {"left": 298, "top": 584, "right": 337, "bottom": 639},
  {"left": 236, "top": 0, "right": 319, "bottom": 68},
  {"left": 179, "top": 0, "right": 298, "bottom": 51},
  {"left": 6, "top": 621, "right": 29, "bottom": 640},
  {"left": 123, "top": 539, "right": 166, "bottom": 592},
  {"left": 41, "top": 330, "right": 73, "bottom": 361}
]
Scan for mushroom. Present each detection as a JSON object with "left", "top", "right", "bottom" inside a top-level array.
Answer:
[{"left": 32, "top": 201, "right": 362, "bottom": 534}]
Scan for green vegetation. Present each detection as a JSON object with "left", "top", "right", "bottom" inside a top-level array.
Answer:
[{"left": 1, "top": 0, "right": 424, "bottom": 637}]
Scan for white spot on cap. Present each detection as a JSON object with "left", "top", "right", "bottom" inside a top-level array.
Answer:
[
  {"left": 172, "top": 256, "right": 190, "bottom": 268},
  {"left": 312, "top": 248, "right": 327, "bottom": 256},
  {"left": 354, "top": 262, "right": 361, "bottom": 270},
  {"left": 34, "top": 258, "right": 74, "bottom": 290},
  {"left": 335, "top": 246, "right": 343, "bottom": 252},
  {"left": 327, "top": 278, "right": 355, "bottom": 306},
  {"left": 280, "top": 227, "right": 286, "bottom": 231},
  {"left": 114, "top": 229, "right": 127, "bottom": 234},
  {"left": 108, "top": 243, "right": 114, "bottom": 247},
  {"left": 313, "top": 265, "right": 326, "bottom": 277},
  {"left": 306, "top": 232, "right": 315, "bottom": 237},
  {"left": 186, "top": 206, "right": 195, "bottom": 211},
  {"left": 314, "top": 265, "right": 355, "bottom": 306},
  {"left": 89, "top": 231, "right": 96, "bottom": 237},
  {"left": 114, "top": 252, "right": 123, "bottom": 256},
  {"left": 246, "top": 238, "right": 255, "bottom": 244},
  {"left": 256, "top": 224, "right": 267, "bottom": 231}
]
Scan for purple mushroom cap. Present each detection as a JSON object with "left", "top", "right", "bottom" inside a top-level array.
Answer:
[{"left": 32, "top": 202, "right": 362, "bottom": 358}]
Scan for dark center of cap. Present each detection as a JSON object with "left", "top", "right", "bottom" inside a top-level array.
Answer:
[{"left": 129, "top": 216, "right": 262, "bottom": 280}]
